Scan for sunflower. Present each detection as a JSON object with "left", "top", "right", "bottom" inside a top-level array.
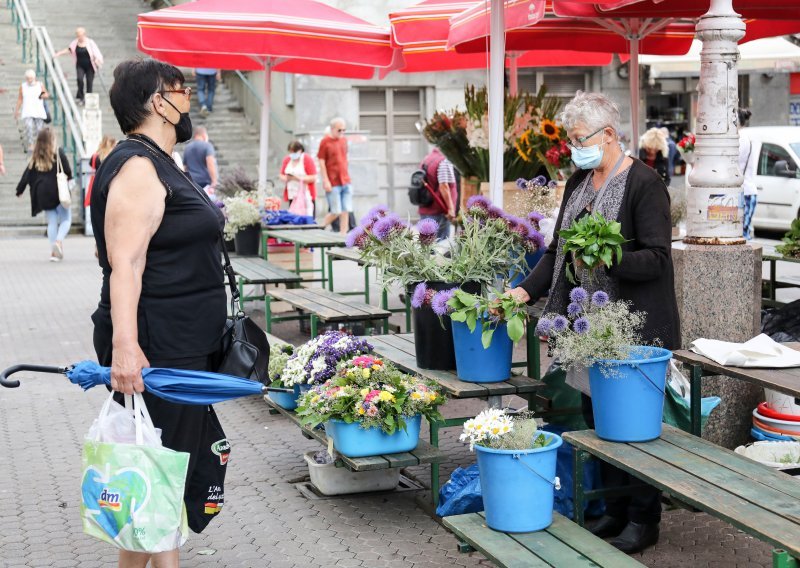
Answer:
[{"left": 540, "top": 119, "right": 560, "bottom": 141}]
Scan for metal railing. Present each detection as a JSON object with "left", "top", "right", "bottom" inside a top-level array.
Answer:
[{"left": 7, "top": 0, "right": 90, "bottom": 207}]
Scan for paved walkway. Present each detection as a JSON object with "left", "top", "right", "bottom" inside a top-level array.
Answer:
[{"left": 0, "top": 235, "right": 773, "bottom": 567}]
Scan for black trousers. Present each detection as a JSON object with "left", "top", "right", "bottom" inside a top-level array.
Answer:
[
  {"left": 581, "top": 394, "right": 662, "bottom": 525},
  {"left": 76, "top": 63, "right": 94, "bottom": 101}
]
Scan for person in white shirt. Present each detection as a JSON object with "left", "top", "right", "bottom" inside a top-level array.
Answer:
[
  {"left": 14, "top": 70, "right": 49, "bottom": 152},
  {"left": 738, "top": 108, "right": 758, "bottom": 240}
]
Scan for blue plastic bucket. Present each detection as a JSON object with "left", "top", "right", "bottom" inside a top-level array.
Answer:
[
  {"left": 589, "top": 346, "right": 672, "bottom": 442},
  {"left": 451, "top": 320, "right": 513, "bottom": 383},
  {"left": 509, "top": 249, "right": 544, "bottom": 288},
  {"left": 267, "top": 384, "right": 310, "bottom": 411},
  {"left": 325, "top": 415, "right": 421, "bottom": 458},
  {"left": 475, "top": 431, "right": 563, "bottom": 532}
]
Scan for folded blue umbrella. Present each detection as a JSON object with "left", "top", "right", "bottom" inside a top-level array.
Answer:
[{"left": 0, "top": 361, "right": 270, "bottom": 405}]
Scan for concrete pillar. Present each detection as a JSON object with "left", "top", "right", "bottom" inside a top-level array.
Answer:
[{"left": 674, "top": 0, "right": 762, "bottom": 448}]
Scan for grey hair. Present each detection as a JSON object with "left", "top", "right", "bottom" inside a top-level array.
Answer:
[
  {"left": 24, "top": 69, "right": 36, "bottom": 79},
  {"left": 559, "top": 91, "right": 621, "bottom": 135},
  {"left": 330, "top": 117, "right": 346, "bottom": 128}
]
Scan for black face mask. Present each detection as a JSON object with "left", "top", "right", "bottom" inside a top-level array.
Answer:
[{"left": 162, "top": 96, "right": 192, "bottom": 143}]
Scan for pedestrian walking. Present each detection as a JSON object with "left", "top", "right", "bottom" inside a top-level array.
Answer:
[
  {"left": 194, "top": 68, "right": 220, "bottom": 117},
  {"left": 85, "top": 135, "right": 117, "bottom": 207},
  {"left": 15, "top": 127, "right": 73, "bottom": 262},
  {"left": 739, "top": 107, "right": 758, "bottom": 240},
  {"left": 659, "top": 127, "right": 679, "bottom": 179},
  {"left": 416, "top": 146, "right": 457, "bottom": 241},
  {"left": 318, "top": 117, "right": 353, "bottom": 234},
  {"left": 509, "top": 91, "right": 680, "bottom": 554},
  {"left": 183, "top": 126, "right": 218, "bottom": 194},
  {"left": 638, "top": 127, "right": 671, "bottom": 187},
  {"left": 90, "top": 58, "right": 229, "bottom": 567},
  {"left": 14, "top": 69, "right": 49, "bottom": 152},
  {"left": 280, "top": 141, "right": 317, "bottom": 217},
  {"left": 54, "top": 27, "right": 103, "bottom": 105}
]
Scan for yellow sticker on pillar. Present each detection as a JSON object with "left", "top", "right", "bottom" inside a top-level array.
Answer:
[{"left": 707, "top": 194, "right": 738, "bottom": 222}]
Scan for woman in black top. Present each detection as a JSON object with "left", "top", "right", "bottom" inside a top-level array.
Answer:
[
  {"left": 16, "top": 127, "right": 72, "bottom": 261},
  {"left": 509, "top": 92, "right": 680, "bottom": 555},
  {"left": 91, "top": 58, "right": 227, "bottom": 566},
  {"left": 638, "top": 127, "right": 671, "bottom": 187}
]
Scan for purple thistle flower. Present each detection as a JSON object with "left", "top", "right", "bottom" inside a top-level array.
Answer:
[
  {"left": 345, "top": 226, "right": 366, "bottom": 249},
  {"left": 360, "top": 205, "right": 389, "bottom": 227},
  {"left": 411, "top": 283, "right": 428, "bottom": 309},
  {"left": 487, "top": 206, "right": 504, "bottom": 220},
  {"left": 372, "top": 214, "right": 404, "bottom": 242},
  {"left": 552, "top": 315, "right": 569, "bottom": 332},
  {"left": 591, "top": 290, "right": 610, "bottom": 307},
  {"left": 569, "top": 287, "right": 588, "bottom": 304},
  {"left": 528, "top": 211, "right": 544, "bottom": 223},
  {"left": 532, "top": 175, "right": 548, "bottom": 187},
  {"left": 516, "top": 178, "right": 528, "bottom": 190},
  {"left": 573, "top": 317, "right": 590, "bottom": 335},
  {"left": 536, "top": 318, "right": 553, "bottom": 335},
  {"left": 548, "top": 180, "right": 558, "bottom": 189},
  {"left": 466, "top": 195, "right": 491, "bottom": 210},
  {"left": 416, "top": 218, "right": 439, "bottom": 246},
  {"left": 431, "top": 288, "right": 457, "bottom": 316},
  {"left": 567, "top": 302, "right": 582, "bottom": 316}
]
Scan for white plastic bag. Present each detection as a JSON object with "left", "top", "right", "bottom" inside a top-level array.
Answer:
[
  {"left": 667, "top": 360, "right": 690, "bottom": 400},
  {"left": 87, "top": 393, "right": 162, "bottom": 446}
]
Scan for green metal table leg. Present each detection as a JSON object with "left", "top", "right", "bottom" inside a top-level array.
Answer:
[
  {"left": 405, "top": 294, "right": 412, "bottom": 333},
  {"left": 238, "top": 277, "right": 245, "bottom": 312},
  {"left": 327, "top": 253, "right": 335, "bottom": 292},
  {"left": 430, "top": 418, "right": 441, "bottom": 507},
  {"left": 381, "top": 288, "right": 388, "bottom": 311},
  {"left": 262, "top": 235, "right": 269, "bottom": 261},
  {"left": 382, "top": 316, "right": 389, "bottom": 335},
  {"left": 320, "top": 248, "right": 327, "bottom": 286},
  {"left": 690, "top": 363, "right": 703, "bottom": 437},
  {"left": 527, "top": 318, "right": 540, "bottom": 380},
  {"left": 573, "top": 448, "right": 589, "bottom": 527},
  {"left": 265, "top": 296, "right": 273, "bottom": 333},
  {"left": 294, "top": 244, "right": 301, "bottom": 276},
  {"left": 770, "top": 259, "right": 777, "bottom": 302},
  {"left": 774, "top": 550, "right": 800, "bottom": 568},
  {"left": 310, "top": 314, "right": 318, "bottom": 337},
  {"left": 364, "top": 267, "right": 370, "bottom": 304}
]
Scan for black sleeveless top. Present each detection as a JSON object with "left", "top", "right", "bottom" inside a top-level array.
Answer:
[{"left": 90, "top": 134, "right": 227, "bottom": 358}]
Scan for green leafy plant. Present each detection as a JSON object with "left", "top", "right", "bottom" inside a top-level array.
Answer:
[
  {"left": 776, "top": 218, "right": 800, "bottom": 259},
  {"left": 445, "top": 289, "right": 529, "bottom": 348},
  {"left": 222, "top": 192, "right": 262, "bottom": 240},
  {"left": 558, "top": 212, "right": 628, "bottom": 284}
]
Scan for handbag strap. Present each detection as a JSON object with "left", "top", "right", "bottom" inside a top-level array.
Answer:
[{"left": 56, "top": 148, "right": 63, "bottom": 176}]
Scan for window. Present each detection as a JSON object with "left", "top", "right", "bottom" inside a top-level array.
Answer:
[
  {"left": 758, "top": 143, "right": 796, "bottom": 176},
  {"left": 515, "top": 71, "right": 590, "bottom": 105}
]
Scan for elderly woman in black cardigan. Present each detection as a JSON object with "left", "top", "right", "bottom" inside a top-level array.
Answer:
[{"left": 509, "top": 91, "right": 680, "bottom": 554}]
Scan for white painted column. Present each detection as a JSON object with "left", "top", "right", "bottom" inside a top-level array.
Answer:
[
  {"left": 685, "top": 0, "right": 746, "bottom": 242},
  {"left": 489, "top": 0, "right": 505, "bottom": 207},
  {"left": 258, "top": 60, "right": 273, "bottom": 191}
]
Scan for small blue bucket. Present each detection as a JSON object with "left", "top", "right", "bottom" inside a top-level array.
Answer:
[
  {"left": 476, "top": 431, "right": 563, "bottom": 532},
  {"left": 589, "top": 346, "right": 672, "bottom": 442},
  {"left": 452, "top": 320, "right": 513, "bottom": 383},
  {"left": 325, "top": 414, "right": 421, "bottom": 458},
  {"left": 509, "top": 249, "right": 544, "bottom": 288},
  {"left": 268, "top": 384, "right": 310, "bottom": 411}
]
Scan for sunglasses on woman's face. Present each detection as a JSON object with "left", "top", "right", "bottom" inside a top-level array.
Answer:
[{"left": 161, "top": 87, "right": 192, "bottom": 100}]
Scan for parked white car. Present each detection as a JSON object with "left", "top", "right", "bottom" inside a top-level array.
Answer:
[{"left": 741, "top": 126, "right": 800, "bottom": 231}]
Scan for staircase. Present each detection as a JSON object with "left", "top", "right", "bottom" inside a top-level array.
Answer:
[{"left": 0, "top": 0, "right": 261, "bottom": 234}]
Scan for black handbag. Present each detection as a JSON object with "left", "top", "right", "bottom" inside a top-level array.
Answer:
[{"left": 217, "top": 235, "right": 271, "bottom": 384}]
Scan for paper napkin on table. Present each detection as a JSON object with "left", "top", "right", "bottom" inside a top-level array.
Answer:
[{"left": 690, "top": 334, "right": 800, "bottom": 368}]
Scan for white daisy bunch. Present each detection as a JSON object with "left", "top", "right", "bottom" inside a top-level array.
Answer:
[
  {"left": 460, "top": 408, "right": 514, "bottom": 451},
  {"left": 281, "top": 337, "right": 322, "bottom": 386}
]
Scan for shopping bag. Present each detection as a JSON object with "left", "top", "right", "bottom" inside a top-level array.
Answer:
[
  {"left": 662, "top": 361, "right": 721, "bottom": 433},
  {"left": 81, "top": 393, "right": 190, "bottom": 553}
]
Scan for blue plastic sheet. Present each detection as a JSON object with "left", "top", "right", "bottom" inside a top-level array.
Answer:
[
  {"left": 262, "top": 210, "right": 315, "bottom": 225},
  {"left": 436, "top": 464, "right": 483, "bottom": 517}
]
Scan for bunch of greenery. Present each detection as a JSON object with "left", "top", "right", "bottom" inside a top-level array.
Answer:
[
  {"left": 296, "top": 356, "right": 445, "bottom": 435},
  {"left": 267, "top": 343, "right": 295, "bottom": 388},
  {"left": 445, "top": 289, "right": 529, "bottom": 348},
  {"left": 776, "top": 218, "right": 800, "bottom": 259},
  {"left": 559, "top": 212, "right": 628, "bottom": 284},
  {"left": 222, "top": 192, "right": 262, "bottom": 240}
]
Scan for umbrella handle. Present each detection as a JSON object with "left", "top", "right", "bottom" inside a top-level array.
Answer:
[
  {"left": 0, "top": 364, "right": 68, "bottom": 388},
  {"left": 264, "top": 386, "right": 294, "bottom": 394}
]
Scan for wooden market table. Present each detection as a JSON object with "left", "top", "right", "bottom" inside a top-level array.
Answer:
[
  {"left": 262, "top": 228, "right": 347, "bottom": 284},
  {"left": 762, "top": 248, "right": 800, "bottom": 307},
  {"left": 672, "top": 342, "right": 800, "bottom": 436},
  {"left": 229, "top": 256, "right": 303, "bottom": 312}
]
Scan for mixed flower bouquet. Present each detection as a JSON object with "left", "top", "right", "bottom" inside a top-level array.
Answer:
[
  {"left": 677, "top": 133, "right": 696, "bottom": 155},
  {"left": 422, "top": 85, "right": 568, "bottom": 181},
  {"left": 460, "top": 408, "right": 550, "bottom": 451},
  {"left": 536, "top": 287, "right": 646, "bottom": 374},
  {"left": 443, "top": 288, "right": 529, "bottom": 348},
  {"left": 296, "top": 355, "right": 445, "bottom": 435},
  {"left": 267, "top": 343, "right": 295, "bottom": 388},
  {"left": 222, "top": 192, "right": 262, "bottom": 240},
  {"left": 281, "top": 331, "right": 373, "bottom": 387}
]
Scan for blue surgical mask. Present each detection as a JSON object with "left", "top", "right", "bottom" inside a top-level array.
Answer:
[
  {"left": 289, "top": 152, "right": 302, "bottom": 160},
  {"left": 571, "top": 139, "right": 605, "bottom": 170}
]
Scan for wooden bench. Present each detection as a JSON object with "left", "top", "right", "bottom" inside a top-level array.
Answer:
[
  {"left": 762, "top": 249, "right": 800, "bottom": 307},
  {"left": 265, "top": 287, "right": 391, "bottom": 336},
  {"left": 263, "top": 394, "right": 446, "bottom": 472},
  {"left": 230, "top": 256, "right": 303, "bottom": 312},
  {"left": 565, "top": 424, "right": 800, "bottom": 565},
  {"left": 444, "top": 512, "right": 645, "bottom": 568},
  {"left": 263, "top": 228, "right": 347, "bottom": 284}
]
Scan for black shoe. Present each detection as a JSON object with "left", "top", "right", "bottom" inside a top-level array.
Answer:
[
  {"left": 608, "top": 521, "right": 659, "bottom": 554},
  {"left": 586, "top": 515, "right": 627, "bottom": 539}
]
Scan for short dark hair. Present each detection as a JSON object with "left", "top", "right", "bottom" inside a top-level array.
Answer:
[
  {"left": 288, "top": 141, "right": 305, "bottom": 152},
  {"left": 109, "top": 58, "right": 185, "bottom": 134},
  {"left": 738, "top": 107, "right": 752, "bottom": 127}
]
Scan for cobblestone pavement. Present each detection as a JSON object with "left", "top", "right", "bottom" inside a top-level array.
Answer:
[{"left": 0, "top": 235, "right": 773, "bottom": 567}]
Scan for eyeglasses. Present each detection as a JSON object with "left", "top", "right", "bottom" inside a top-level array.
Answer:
[
  {"left": 336, "top": 128, "right": 346, "bottom": 133},
  {"left": 567, "top": 127, "right": 606, "bottom": 150},
  {"left": 161, "top": 87, "right": 192, "bottom": 100}
]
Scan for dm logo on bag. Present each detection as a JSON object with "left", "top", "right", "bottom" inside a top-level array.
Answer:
[
  {"left": 82, "top": 467, "right": 151, "bottom": 539},
  {"left": 98, "top": 488, "right": 122, "bottom": 511},
  {"left": 211, "top": 439, "right": 230, "bottom": 465}
]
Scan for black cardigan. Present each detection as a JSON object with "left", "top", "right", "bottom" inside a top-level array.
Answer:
[
  {"left": 519, "top": 158, "right": 681, "bottom": 350},
  {"left": 638, "top": 148, "right": 671, "bottom": 187},
  {"left": 16, "top": 148, "right": 72, "bottom": 216}
]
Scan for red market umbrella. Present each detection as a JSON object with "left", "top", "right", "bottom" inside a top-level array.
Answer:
[
  {"left": 137, "top": 0, "right": 394, "bottom": 187},
  {"left": 554, "top": 0, "right": 800, "bottom": 20}
]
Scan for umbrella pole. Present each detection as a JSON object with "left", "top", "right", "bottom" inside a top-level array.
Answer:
[
  {"left": 509, "top": 52, "right": 519, "bottom": 96},
  {"left": 258, "top": 60, "right": 273, "bottom": 191},
  {"left": 629, "top": 37, "right": 640, "bottom": 155},
  {"left": 489, "top": 0, "right": 505, "bottom": 207}
]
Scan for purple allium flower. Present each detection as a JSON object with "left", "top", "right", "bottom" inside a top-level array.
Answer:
[
  {"left": 533, "top": 175, "right": 548, "bottom": 187},
  {"left": 548, "top": 180, "right": 558, "bottom": 189},
  {"left": 536, "top": 318, "right": 553, "bottom": 335},
  {"left": 552, "top": 315, "right": 569, "bottom": 332},
  {"left": 516, "top": 178, "right": 528, "bottom": 190},
  {"left": 372, "top": 214, "right": 404, "bottom": 242},
  {"left": 567, "top": 302, "right": 582, "bottom": 316},
  {"left": 591, "top": 290, "right": 609, "bottom": 308},
  {"left": 569, "top": 287, "right": 588, "bottom": 304},
  {"left": 411, "top": 283, "right": 428, "bottom": 309},
  {"left": 416, "top": 218, "right": 439, "bottom": 246},
  {"left": 431, "top": 288, "right": 457, "bottom": 316},
  {"left": 345, "top": 226, "right": 366, "bottom": 249},
  {"left": 466, "top": 195, "right": 491, "bottom": 210},
  {"left": 573, "top": 317, "right": 590, "bottom": 335}
]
